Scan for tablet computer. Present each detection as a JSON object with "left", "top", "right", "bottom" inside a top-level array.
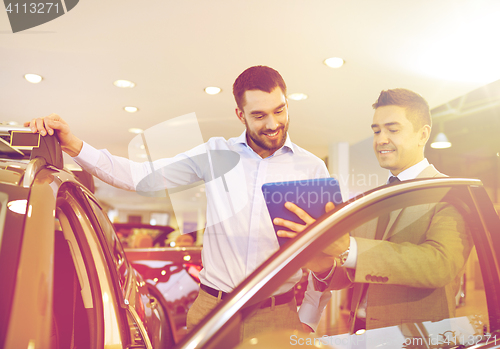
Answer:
[{"left": 262, "top": 177, "right": 343, "bottom": 246}]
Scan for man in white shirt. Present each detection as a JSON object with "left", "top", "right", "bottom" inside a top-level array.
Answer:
[
  {"left": 274, "top": 88, "right": 472, "bottom": 332},
  {"left": 26, "top": 66, "right": 332, "bottom": 339}
]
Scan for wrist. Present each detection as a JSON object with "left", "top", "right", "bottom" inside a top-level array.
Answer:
[
  {"left": 61, "top": 136, "right": 83, "bottom": 157},
  {"left": 339, "top": 247, "right": 350, "bottom": 266}
]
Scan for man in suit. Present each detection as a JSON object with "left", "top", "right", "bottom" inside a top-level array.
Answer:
[{"left": 274, "top": 88, "right": 473, "bottom": 332}]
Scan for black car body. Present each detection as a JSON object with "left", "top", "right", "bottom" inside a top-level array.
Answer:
[{"left": 0, "top": 126, "right": 172, "bottom": 348}]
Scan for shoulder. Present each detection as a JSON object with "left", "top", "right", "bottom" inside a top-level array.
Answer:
[
  {"left": 287, "top": 143, "right": 329, "bottom": 175},
  {"left": 290, "top": 142, "right": 323, "bottom": 161},
  {"left": 417, "top": 164, "right": 447, "bottom": 178},
  {"left": 205, "top": 136, "right": 234, "bottom": 148}
]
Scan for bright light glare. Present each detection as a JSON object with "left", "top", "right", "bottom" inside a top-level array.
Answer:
[
  {"left": 417, "top": 14, "right": 500, "bottom": 83},
  {"left": 24, "top": 74, "right": 43, "bottom": 83},
  {"left": 7, "top": 200, "right": 27, "bottom": 214},
  {"left": 431, "top": 141, "right": 452, "bottom": 149},
  {"left": 324, "top": 57, "right": 344, "bottom": 68},
  {"left": 288, "top": 93, "right": 308, "bottom": 101},
  {"left": 124, "top": 106, "right": 138, "bottom": 113},
  {"left": 205, "top": 86, "right": 221, "bottom": 95},
  {"left": 113, "top": 80, "right": 135, "bottom": 88},
  {"left": 128, "top": 128, "right": 143, "bottom": 134},
  {"left": 430, "top": 132, "right": 452, "bottom": 149}
]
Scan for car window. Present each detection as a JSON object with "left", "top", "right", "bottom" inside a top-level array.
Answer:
[
  {"left": 56, "top": 191, "right": 124, "bottom": 348},
  {"left": 86, "top": 196, "right": 129, "bottom": 296},
  {"left": 53, "top": 192, "right": 103, "bottom": 349}
]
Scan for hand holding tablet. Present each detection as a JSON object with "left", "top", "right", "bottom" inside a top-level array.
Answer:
[{"left": 262, "top": 178, "right": 343, "bottom": 246}]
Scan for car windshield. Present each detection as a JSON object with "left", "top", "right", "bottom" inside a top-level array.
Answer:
[{"left": 180, "top": 179, "right": 500, "bottom": 349}]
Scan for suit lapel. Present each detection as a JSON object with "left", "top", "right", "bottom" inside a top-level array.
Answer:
[
  {"left": 381, "top": 165, "right": 443, "bottom": 240},
  {"left": 382, "top": 209, "right": 403, "bottom": 240}
]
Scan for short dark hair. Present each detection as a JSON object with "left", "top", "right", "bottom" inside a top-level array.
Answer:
[
  {"left": 233, "top": 66, "right": 287, "bottom": 110},
  {"left": 372, "top": 88, "right": 431, "bottom": 130}
]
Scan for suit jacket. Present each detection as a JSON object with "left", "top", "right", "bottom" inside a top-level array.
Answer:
[{"left": 328, "top": 165, "right": 473, "bottom": 331}]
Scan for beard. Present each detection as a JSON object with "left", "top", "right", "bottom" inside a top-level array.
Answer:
[{"left": 245, "top": 117, "right": 289, "bottom": 155}]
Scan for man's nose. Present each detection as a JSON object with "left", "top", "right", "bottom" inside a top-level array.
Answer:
[
  {"left": 266, "top": 115, "right": 279, "bottom": 130},
  {"left": 376, "top": 132, "right": 389, "bottom": 144}
]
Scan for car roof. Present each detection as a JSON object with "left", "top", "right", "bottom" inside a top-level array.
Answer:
[
  {"left": 0, "top": 125, "right": 94, "bottom": 192},
  {"left": 0, "top": 125, "right": 63, "bottom": 166}
]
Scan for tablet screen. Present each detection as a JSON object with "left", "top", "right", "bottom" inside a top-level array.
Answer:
[{"left": 262, "top": 177, "right": 342, "bottom": 246}]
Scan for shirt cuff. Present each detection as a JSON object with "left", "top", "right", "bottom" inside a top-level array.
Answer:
[
  {"left": 298, "top": 273, "right": 333, "bottom": 332},
  {"left": 342, "top": 237, "right": 357, "bottom": 268},
  {"left": 311, "top": 259, "right": 337, "bottom": 292}
]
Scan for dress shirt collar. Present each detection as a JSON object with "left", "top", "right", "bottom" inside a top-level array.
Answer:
[
  {"left": 235, "top": 130, "right": 294, "bottom": 157},
  {"left": 388, "top": 158, "right": 429, "bottom": 182}
]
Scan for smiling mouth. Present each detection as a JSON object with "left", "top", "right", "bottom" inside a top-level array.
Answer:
[
  {"left": 264, "top": 129, "right": 280, "bottom": 138},
  {"left": 379, "top": 150, "right": 394, "bottom": 154}
]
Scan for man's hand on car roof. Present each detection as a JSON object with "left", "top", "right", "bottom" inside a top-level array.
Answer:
[{"left": 24, "top": 113, "right": 83, "bottom": 157}]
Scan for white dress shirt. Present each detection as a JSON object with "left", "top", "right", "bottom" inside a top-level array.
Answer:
[{"left": 73, "top": 130, "right": 332, "bottom": 330}]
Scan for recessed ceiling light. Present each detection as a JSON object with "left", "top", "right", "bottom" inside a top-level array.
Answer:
[
  {"left": 205, "top": 86, "right": 222, "bottom": 95},
  {"left": 124, "top": 106, "right": 138, "bottom": 113},
  {"left": 114, "top": 80, "right": 136, "bottom": 88},
  {"left": 324, "top": 57, "right": 345, "bottom": 69},
  {"left": 24, "top": 74, "right": 43, "bottom": 83},
  {"left": 288, "top": 93, "right": 308, "bottom": 101},
  {"left": 128, "top": 128, "right": 143, "bottom": 134}
]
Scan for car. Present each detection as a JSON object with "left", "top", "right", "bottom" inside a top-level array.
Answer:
[
  {"left": 118, "top": 224, "right": 203, "bottom": 344},
  {"left": 0, "top": 126, "right": 173, "bottom": 349},
  {"left": 176, "top": 176, "right": 500, "bottom": 348}
]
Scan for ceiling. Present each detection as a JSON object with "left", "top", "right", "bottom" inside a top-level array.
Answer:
[{"left": 2, "top": 0, "right": 500, "bottom": 215}]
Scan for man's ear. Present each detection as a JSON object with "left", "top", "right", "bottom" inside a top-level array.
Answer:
[
  {"left": 235, "top": 108, "right": 246, "bottom": 125},
  {"left": 419, "top": 125, "right": 431, "bottom": 146}
]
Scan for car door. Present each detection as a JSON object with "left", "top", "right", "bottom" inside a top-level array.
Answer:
[
  {"left": 1, "top": 179, "right": 56, "bottom": 349},
  {"left": 83, "top": 191, "right": 172, "bottom": 348},
  {"left": 176, "top": 178, "right": 500, "bottom": 349}
]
